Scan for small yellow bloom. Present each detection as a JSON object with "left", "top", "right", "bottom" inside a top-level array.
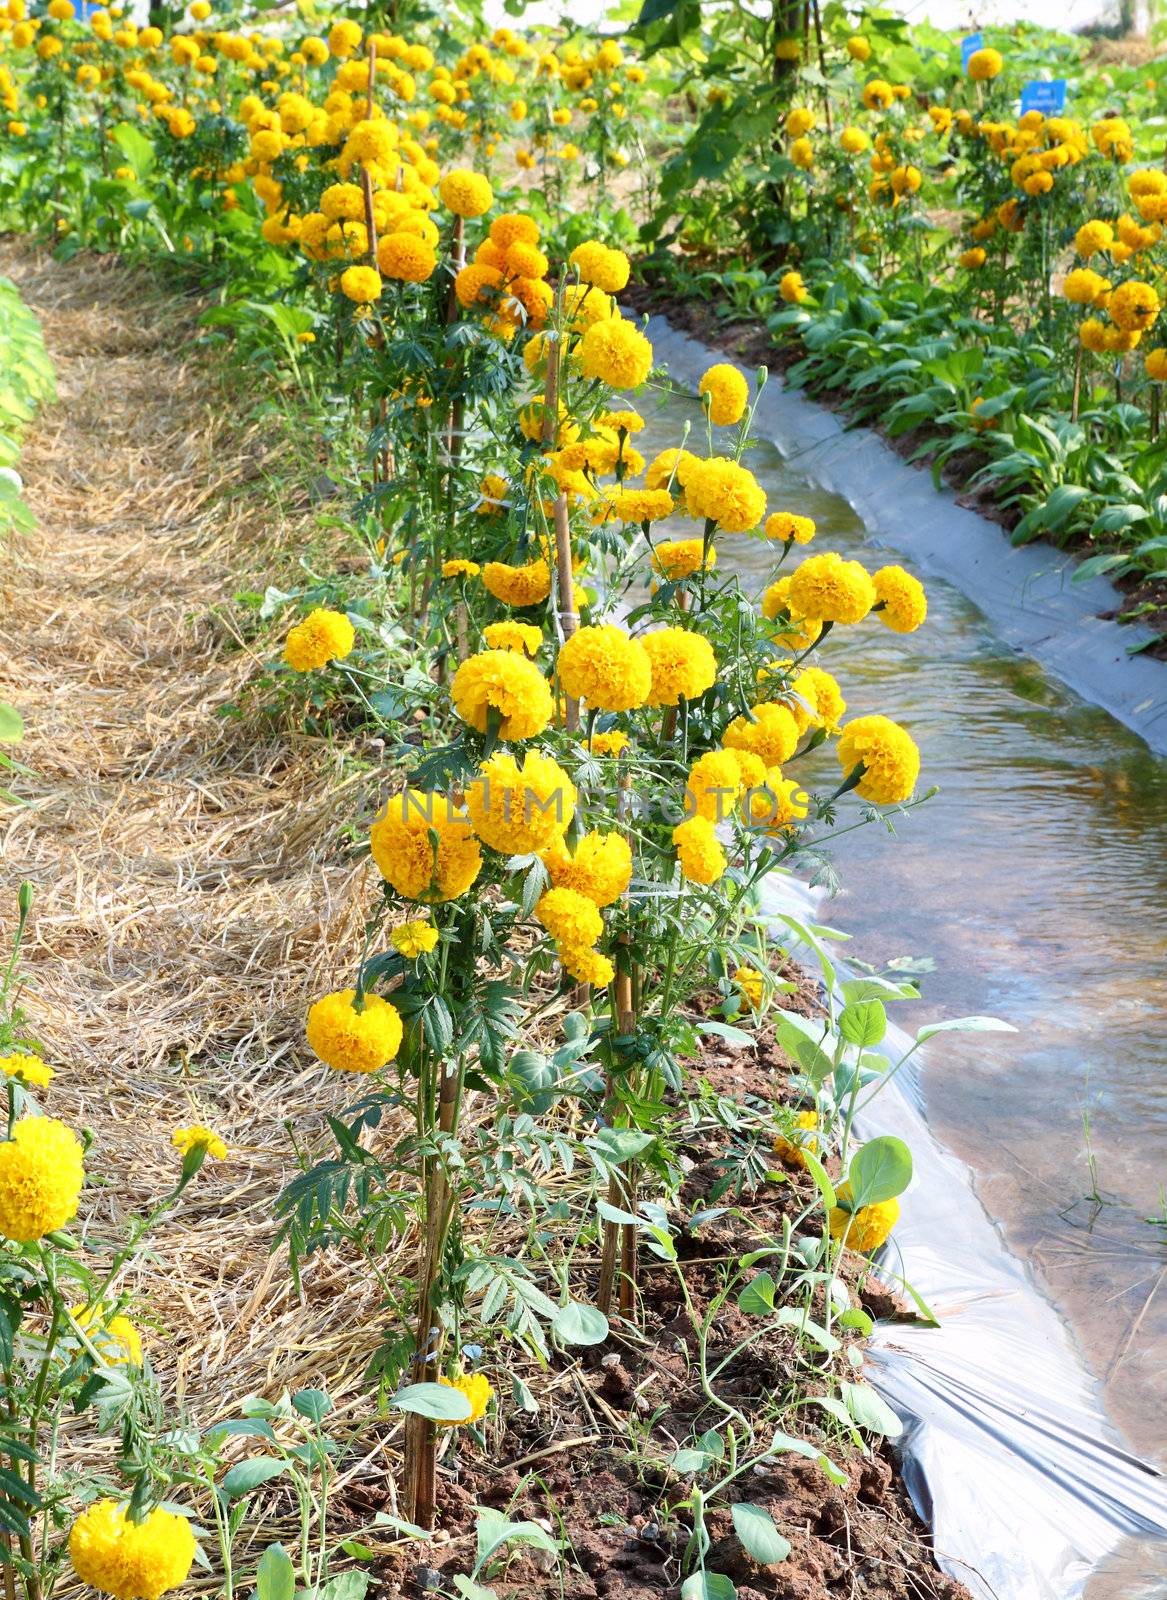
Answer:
[{"left": 171, "top": 1125, "right": 228, "bottom": 1161}]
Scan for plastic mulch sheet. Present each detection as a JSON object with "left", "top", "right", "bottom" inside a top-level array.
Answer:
[{"left": 763, "top": 876, "right": 1167, "bottom": 1599}]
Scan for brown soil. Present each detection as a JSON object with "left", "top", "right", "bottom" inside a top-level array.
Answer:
[
  {"left": 334, "top": 1028, "right": 969, "bottom": 1600},
  {"left": 621, "top": 277, "right": 1167, "bottom": 659}
]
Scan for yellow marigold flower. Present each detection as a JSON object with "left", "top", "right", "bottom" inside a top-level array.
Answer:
[
  {"left": 744, "top": 770, "right": 808, "bottom": 833},
  {"left": 698, "top": 363, "right": 749, "bottom": 427},
  {"left": 557, "top": 624, "right": 652, "bottom": 712},
  {"left": 687, "top": 749, "right": 745, "bottom": 823},
  {"left": 478, "top": 474, "right": 509, "bottom": 513},
  {"left": 641, "top": 627, "right": 717, "bottom": 708},
  {"left": 779, "top": 270, "right": 808, "bottom": 304},
  {"left": 1024, "top": 171, "right": 1053, "bottom": 197},
  {"left": 775, "top": 36, "right": 801, "bottom": 61},
  {"left": 685, "top": 457, "right": 766, "bottom": 533},
  {"left": 797, "top": 665, "right": 846, "bottom": 730},
  {"left": 599, "top": 409, "right": 644, "bottom": 434},
  {"left": 773, "top": 1109, "right": 818, "bottom": 1167},
  {"left": 872, "top": 566, "right": 927, "bottom": 633},
  {"left": 608, "top": 488, "right": 675, "bottom": 525},
  {"left": 0, "top": 1117, "right": 84, "bottom": 1242},
  {"left": 390, "top": 920, "right": 439, "bottom": 958},
  {"left": 829, "top": 1181, "right": 899, "bottom": 1252},
  {"left": 0, "top": 1052, "right": 53, "bottom": 1089},
  {"left": 440, "top": 167, "right": 493, "bottom": 216},
  {"left": 541, "top": 831, "right": 632, "bottom": 906},
  {"left": 72, "top": 1305, "right": 142, "bottom": 1366},
  {"left": 645, "top": 447, "right": 699, "bottom": 495},
  {"left": 1075, "top": 219, "right": 1114, "bottom": 258},
  {"left": 788, "top": 552, "right": 875, "bottom": 624},
  {"left": 283, "top": 608, "right": 355, "bottom": 671},
  {"left": 1063, "top": 267, "right": 1110, "bottom": 306},
  {"left": 328, "top": 19, "right": 362, "bottom": 56},
  {"left": 466, "top": 750, "right": 576, "bottom": 854},
  {"left": 836, "top": 715, "right": 919, "bottom": 804},
  {"left": 590, "top": 730, "right": 629, "bottom": 757},
  {"left": 847, "top": 34, "right": 871, "bottom": 60},
  {"left": 576, "top": 318, "right": 653, "bottom": 389},
  {"left": 451, "top": 650, "right": 552, "bottom": 741},
  {"left": 651, "top": 538, "right": 713, "bottom": 581},
  {"left": 535, "top": 886, "right": 603, "bottom": 948},
  {"left": 790, "top": 136, "right": 814, "bottom": 170},
  {"left": 483, "top": 621, "right": 542, "bottom": 656},
  {"left": 339, "top": 265, "right": 382, "bottom": 305},
  {"left": 370, "top": 792, "right": 482, "bottom": 902},
  {"left": 171, "top": 1124, "right": 227, "bottom": 1160},
  {"left": 569, "top": 239, "right": 631, "bottom": 293},
  {"left": 756, "top": 662, "right": 820, "bottom": 732},
  {"left": 862, "top": 78, "right": 894, "bottom": 111},
  {"left": 455, "top": 262, "right": 502, "bottom": 308},
  {"left": 960, "top": 247, "right": 986, "bottom": 270},
  {"left": 672, "top": 815, "right": 726, "bottom": 885},
  {"left": 1109, "top": 280, "right": 1160, "bottom": 334},
  {"left": 559, "top": 942, "right": 615, "bottom": 985},
  {"left": 734, "top": 965, "right": 765, "bottom": 1010},
  {"left": 436, "top": 1371, "right": 493, "bottom": 1427},
  {"left": 70, "top": 1501, "right": 195, "bottom": 1600},
  {"left": 967, "top": 47, "right": 1003, "bottom": 82},
  {"left": 490, "top": 212, "right": 540, "bottom": 250},
  {"left": 724, "top": 702, "right": 800, "bottom": 767},
  {"left": 840, "top": 125, "right": 870, "bottom": 154},
  {"left": 442, "top": 559, "right": 480, "bottom": 580},
  {"left": 306, "top": 989, "right": 402, "bottom": 1073},
  {"left": 1080, "top": 318, "right": 1108, "bottom": 353},
  {"left": 378, "top": 233, "right": 436, "bottom": 283},
  {"left": 765, "top": 511, "right": 815, "bottom": 545},
  {"left": 1145, "top": 347, "right": 1167, "bottom": 381},
  {"left": 785, "top": 106, "right": 815, "bottom": 138},
  {"left": 482, "top": 557, "right": 552, "bottom": 607}
]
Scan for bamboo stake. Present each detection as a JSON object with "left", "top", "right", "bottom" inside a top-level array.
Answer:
[
  {"left": 541, "top": 280, "right": 579, "bottom": 732},
  {"left": 1072, "top": 342, "right": 1083, "bottom": 423}
]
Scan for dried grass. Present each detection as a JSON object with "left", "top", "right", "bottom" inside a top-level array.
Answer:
[{"left": 0, "top": 242, "right": 403, "bottom": 1506}]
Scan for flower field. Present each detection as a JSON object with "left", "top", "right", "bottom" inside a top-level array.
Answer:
[{"left": 0, "top": 2, "right": 1158, "bottom": 1598}]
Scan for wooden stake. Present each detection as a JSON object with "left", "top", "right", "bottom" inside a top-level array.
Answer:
[{"left": 540, "top": 281, "right": 579, "bottom": 731}]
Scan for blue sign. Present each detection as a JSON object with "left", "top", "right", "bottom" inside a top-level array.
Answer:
[
  {"left": 1020, "top": 79, "right": 1067, "bottom": 115},
  {"left": 961, "top": 32, "right": 984, "bottom": 71}
]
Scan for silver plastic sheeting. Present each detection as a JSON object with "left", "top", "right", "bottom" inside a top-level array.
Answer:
[{"left": 763, "top": 874, "right": 1167, "bottom": 1598}]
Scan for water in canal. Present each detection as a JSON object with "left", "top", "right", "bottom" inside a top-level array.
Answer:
[{"left": 639, "top": 388, "right": 1167, "bottom": 1593}]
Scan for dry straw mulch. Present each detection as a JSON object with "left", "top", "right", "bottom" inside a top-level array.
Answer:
[{"left": 0, "top": 242, "right": 398, "bottom": 1510}]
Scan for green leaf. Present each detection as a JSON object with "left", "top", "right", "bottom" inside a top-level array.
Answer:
[
  {"left": 391, "top": 1382, "right": 471, "bottom": 1422},
  {"left": 0, "top": 704, "right": 22, "bottom": 745},
  {"left": 840, "top": 1381, "right": 903, "bottom": 1439},
  {"left": 916, "top": 1014, "right": 1016, "bottom": 1042},
  {"left": 552, "top": 1301, "right": 609, "bottom": 1347},
  {"left": 838, "top": 1000, "right": 886, "bottom": 1048},
  {"left": 847, "top": 1136, "right": 913, "bottom": 1208},
  {"left": 474, "top": 1507, "right": 559, "bottom": 1573},
  {"left": 453, "top": 1580, "right": 498, "bottom": 1600},
  {"left": 680, "top": 1573, "right": 736, "bottom": 1600},
  {"left": 112, "top": 122, "right": 155, "bottom": 178},
  {"left": 736, "top": 1272, "right": 776, "bottom": 1316},
  {"left": 697, "top": 1020, "right": 754, "bottom": 1047},
  {"left": 731, "top": 1503, "right": 791, "bottom": 1565},
  {"left": 291, "top": 1388, "right": 332, "bottom": 1423},
  {"left": 255, "top": 1544, "right": 295, "bottom": 1600},
  {"left": 220, "top": 1459, "right": 288, "bottom": 1500}
]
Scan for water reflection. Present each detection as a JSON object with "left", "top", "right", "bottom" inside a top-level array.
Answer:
[{"left": 639, "top": 391, "right": 1167, "bottom": 1475}]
